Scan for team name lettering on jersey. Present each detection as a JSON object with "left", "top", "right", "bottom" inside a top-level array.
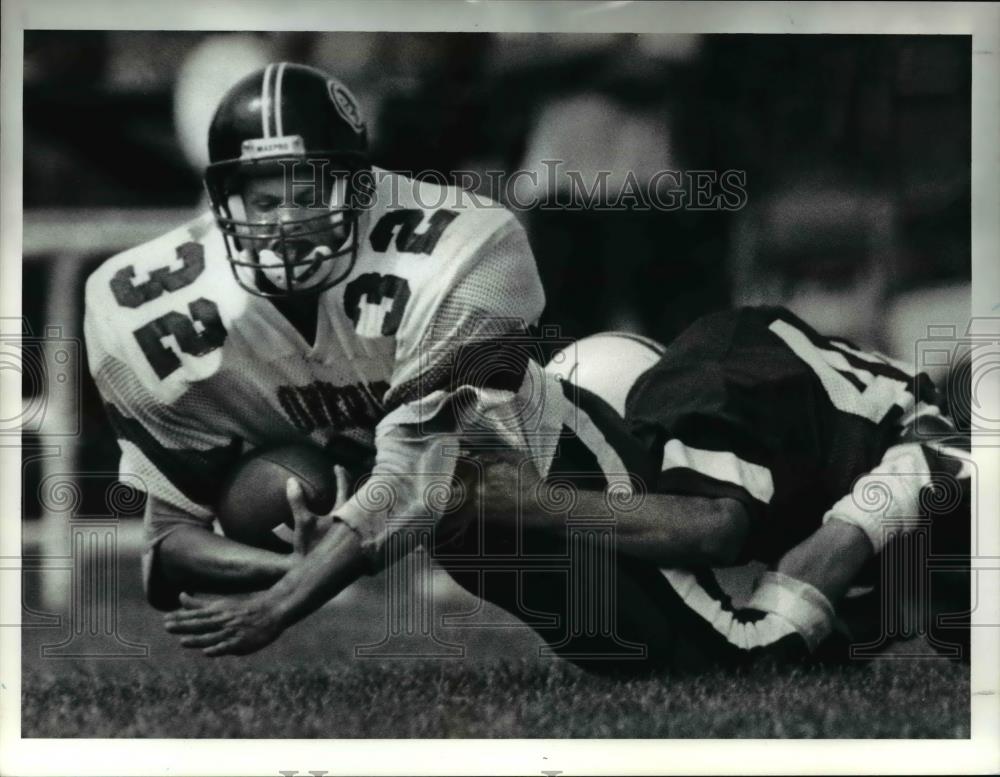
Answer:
[{"left": 277, "top": 380, "right": 388, "bottom": 433}]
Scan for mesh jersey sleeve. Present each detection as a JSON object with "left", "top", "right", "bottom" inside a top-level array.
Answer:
[
  {"left": 334, "top": 217, "right": 563, "bottom": 567},
  {"left": 84, "top": 305, "right": 241, "bottom": 600},
  {"left": 382, "top": 215, "right": 547, "bottom": 410}
]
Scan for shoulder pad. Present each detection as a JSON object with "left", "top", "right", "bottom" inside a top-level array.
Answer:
[{"left": 366, "top": 171, "right": 518, "bottom": 265}]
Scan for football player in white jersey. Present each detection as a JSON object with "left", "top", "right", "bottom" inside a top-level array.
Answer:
[
  {"left": 87, "top": 63, "right": 746, "bottom": 654},
  {"left": 85, "top": 61, "right": 545, "bottom": 608}
]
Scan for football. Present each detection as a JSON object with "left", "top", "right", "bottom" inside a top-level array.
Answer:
[{"left": 215, "top": 443, "right": 339, "bottom": 553}]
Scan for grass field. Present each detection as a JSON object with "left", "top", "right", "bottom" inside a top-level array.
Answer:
[
  {"left": 23, "top": 657, "right": 969, "bottom": 738},
  {"left": 20, "top": 543, "right": 969, "bottom": 739}
]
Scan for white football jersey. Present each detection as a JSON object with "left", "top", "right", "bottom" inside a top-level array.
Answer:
[{"left": 85, "top": 169, "right": 568, "bottom": 587}]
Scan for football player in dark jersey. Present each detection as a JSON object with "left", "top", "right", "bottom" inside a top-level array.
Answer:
[
  {"left": 436, "top": 308, "right": 971, "bottom": 674},
  {"left": 164, "top": 306, "right": 970, "bottom": 672}
]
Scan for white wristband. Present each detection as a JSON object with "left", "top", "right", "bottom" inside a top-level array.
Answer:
[
  {"left": 748, "top": 571, "right": 836, "bottom": 653},
  {"left": 822, "top": 442, "right": 931, "bottom": 554}
]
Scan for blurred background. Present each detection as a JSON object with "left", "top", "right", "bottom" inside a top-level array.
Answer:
[{"left": 18, "top": 32, "right": 972, "bottom": 661}]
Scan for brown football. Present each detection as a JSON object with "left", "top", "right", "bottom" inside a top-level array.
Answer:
[{"left": 216, "top": 443, "right": 338, "bottom": 553}]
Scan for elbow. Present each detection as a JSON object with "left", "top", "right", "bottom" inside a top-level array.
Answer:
[{"left": 698, "top": 498, "right": 749, "bottom": 566}]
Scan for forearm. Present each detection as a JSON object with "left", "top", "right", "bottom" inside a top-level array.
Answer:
[
  {"left": 774, "top": 517, "right": 874, "bottom": 604},
  {"left": 735, "top": 518, "right": 873, "bottom": 655},
  {"left": 269, "top": 521, "right": 367, "bottom": 629},
  {"left": 157, "top": 524, "right": 292, "bottom": 593},
  {"left": 521, "top": 489, "right": 749, "bottom": 567}
]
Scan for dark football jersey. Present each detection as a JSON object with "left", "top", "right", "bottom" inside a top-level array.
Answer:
[
  {"left": 624, "top": 306, "right": 941, "bottom": 562},
  {"left": 438, "top": 309, "right": 953, "bottom": 672}
]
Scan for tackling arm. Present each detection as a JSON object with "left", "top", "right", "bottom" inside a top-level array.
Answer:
[
  {"left": 774, "top": 517, "right": 873, "bottom": 604},
  {"left": 470, "top": 449, "right": 868, "bottom": 600},
  {"left": 463, "top": 451, "right": 750, "bottom": 567},
  {"left": 577, "top": 491, "right": 749, "bottom": 566},
  {"left": 462, "top": 447, "right": 873, "bottom": 660}
]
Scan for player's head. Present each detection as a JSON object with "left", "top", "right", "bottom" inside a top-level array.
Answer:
[{"left": 204, "top": 62, "right": 370, "bottom": 298}]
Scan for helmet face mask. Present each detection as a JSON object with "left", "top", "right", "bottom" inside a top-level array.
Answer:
[
  {"left": 206, "top": 154, "right": 366, "bottom": 297},
  {"left": 203, "top": 63, "right": 370, "bottom": 299}
]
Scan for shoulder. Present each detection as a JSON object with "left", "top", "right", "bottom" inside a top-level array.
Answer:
[
  {"left": 84, "top": 212, "right": 236, "bottom": 401},
  {"left": 368, "top": 168, "right": 523, "bottom": 261},
  {"left": 84, "top": 212, "right": 221, "bottom": 313}
]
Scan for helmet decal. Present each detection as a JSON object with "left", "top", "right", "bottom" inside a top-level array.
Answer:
[
  {"left": 240, "top": 134, "right": 304, "bottom": 161},
  {"left": 328, "top": 78, "right": 364, "bottom": 134},
  {"left": 273, "top": 61, "right": 288, "bottom": 136},
  {"left": 260, "top": 63, "right": 275, "bottom": 139}
]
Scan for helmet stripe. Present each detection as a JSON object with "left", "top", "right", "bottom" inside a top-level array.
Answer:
[
  {"left": 274, "top": 62, "right": 287, "bottom": 137},
  {"left": 260, "top": 63, "right": 275, "bottom": 138}
]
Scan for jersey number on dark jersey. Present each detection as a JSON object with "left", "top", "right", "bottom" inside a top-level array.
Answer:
[{"left": 769, "top": 318, "right": 909, "bottom": 424}]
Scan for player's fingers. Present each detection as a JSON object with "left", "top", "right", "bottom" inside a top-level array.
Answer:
[
  {"left": 164, "top": 600, "right": 229, "bottom": 625},
  {"left": 202, "top": 638, "right": 243, "bottom": 657},
  {"left": 286, "top": 477, "right": 309, "bottom": 522},
  {"left": 165, "top": 602, "right": 226, "bottom": 622},
  {"left": 288, "top": 478, "right": 319, "bottom": 556},
  {"left": 163, "top": 610, "right": 190, "bottom": 628},
  {"left": 179, "top": 629, "right": 232, "bottom": 648},
  {"left": 331, "top": 465, "right": 351, "bottom": 513},
  {"left": 164, "top": 613, "right": 227, "bottom": 634},
  {"left": 167, "top": 597, "right": 227, "bottom": 616},
  {"left": 178, "top": 592, "right": 211, "bottom": 610}
]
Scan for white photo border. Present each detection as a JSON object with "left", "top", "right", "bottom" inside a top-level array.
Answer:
[{"left": 2, "top": 1, "right": 998, "bottom": 774}]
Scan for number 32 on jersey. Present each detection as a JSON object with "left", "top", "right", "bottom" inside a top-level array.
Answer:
[
  {"left": 109, "top": 241, "right": 228, "bottom": 380},
  {"left": 341, "top": 208, "right": 456, "bottom": 338}
]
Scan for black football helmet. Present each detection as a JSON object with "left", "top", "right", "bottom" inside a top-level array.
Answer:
[{"left": 204, "top": 62, "right": 370, "bottom": 297}]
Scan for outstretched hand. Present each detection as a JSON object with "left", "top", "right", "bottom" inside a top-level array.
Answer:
[{"left": 163, "top": 590, "right": 287, "bottom": 656}]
